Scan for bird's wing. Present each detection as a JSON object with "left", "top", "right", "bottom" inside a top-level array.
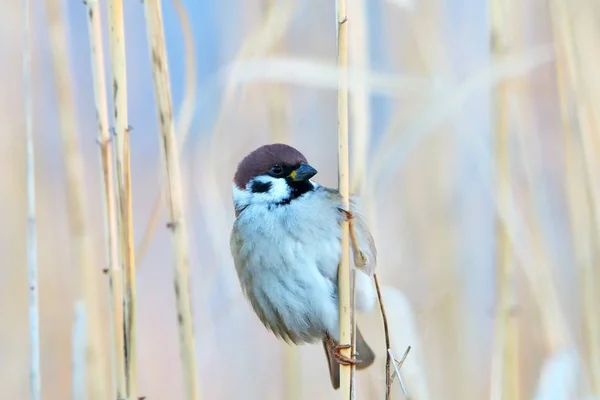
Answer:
[
  {"left": 324, "top": 186, "right": 377, "bottom": 276},
  {"left": 345, "top": 194, "right": 377, "bottom": 276}
]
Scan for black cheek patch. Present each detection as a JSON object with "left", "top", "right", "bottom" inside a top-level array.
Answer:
[{"left": 250, "top": 181, "right": 272, "bottom": 193}]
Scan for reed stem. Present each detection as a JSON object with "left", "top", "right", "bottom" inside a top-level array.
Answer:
[
  {"left": 336, "top": 0, "right": 354, "bottom": 397},
  {"left": 142, "top": 1, "right": 200, "bottom": 398},
  {"left": 84, "top": 0, "right": 126, "bottom": 397},
  {"left": 23, "top": 0, "right": 40, "bottom": 397},
  {"left": 107, "top": 1, "right": 137, "bottom": 396},
  {"left": 549, "top": 0, "right": 600, "bottom": 393}
]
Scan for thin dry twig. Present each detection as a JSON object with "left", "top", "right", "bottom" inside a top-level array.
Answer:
[
  {"left": 107, "top": 0, "right": 137, "bottom": 396},
  {"left": 373, "top": 273, "right": 412, "bottom": 399},
  {"left": 23, "top": 0, "right": 40, "bottom": 397},
  {"left": 142, "top": 1, "right": 200, "bottom": 399},
  {"left": 389, "top": 347, "right": 412, "bottom": 398},
  {"left": 373, "top": 274, "right": 392, "bottom": 399}
]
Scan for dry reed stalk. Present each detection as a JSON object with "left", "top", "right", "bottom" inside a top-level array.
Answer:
[
  {"left": 107, "top": 0, "right": 138, "bottom": 397},
  {"left": 335, "top": 0, "right": 354, "bottom": 397},
  {"left": 281, "top": 343, "right": 300, "bottom": 400},
  {"left": 84, "top": 0, "right": 126, "bottom": 397},
  {"left": 142, "top": 1, "right": 200, "bottom": 399},
  {"left": 23, "top": 0, "right": 40, "bottom": 397},
  {"left": 549, "top": 0, "right": 600, "bottom": 394},
  {"left": 136, "top": 0, "right": 197, "bottom": 265},
  {"left": 489, "top": 1, "right": 520, "bottom": 399},
  {"left": 44, "top": 1, "right": 107, "bottom": 398}
]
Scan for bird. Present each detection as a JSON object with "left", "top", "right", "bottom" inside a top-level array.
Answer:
[{"left": 229, "top": 143, "right": 377, "bottom": 389}]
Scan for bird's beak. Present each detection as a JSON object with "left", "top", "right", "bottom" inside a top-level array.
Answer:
[{"left": 289, "top": 162, "right": 317, "bottom": 181}]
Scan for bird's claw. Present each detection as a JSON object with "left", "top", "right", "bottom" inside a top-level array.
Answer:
[
  {"left": 338, "top": 208, "right": 354, "bottom": 222},
  {"left": 326, "top": 336, "right": 362, "bottom": 366},
  {"left": 332, "top": 344, "right": 362, "bottom": 366}
]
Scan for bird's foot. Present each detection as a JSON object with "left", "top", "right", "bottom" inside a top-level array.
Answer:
[
  {"left": 326, "top": 336, "right": 362, "bottom": 366},
  {"left": 332, "top": 344, "right": 362, "bottom": 366}
]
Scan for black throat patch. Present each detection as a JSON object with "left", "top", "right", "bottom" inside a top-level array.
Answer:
[{"left": 276, "top": 179, "right": 314, "bottom": 206}]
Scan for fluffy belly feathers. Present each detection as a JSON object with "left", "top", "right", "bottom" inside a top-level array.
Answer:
[{"left": 231, "top": 200, "right": 343, "bottom": 344}]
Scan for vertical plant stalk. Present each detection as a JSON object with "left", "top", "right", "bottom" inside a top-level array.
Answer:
[
  {"left": 549, "top": 0, "right": 600, "bottom": 394},
  {"left": 44, "top": 1, "right": 107, "bottom": 398},
  {"left": 336, "top": 0, "right": 354, "bottom": 397},
  {"left": 489, "top": 2, "right": 519, "bottom": 399},
  {"left": 23, "top": 0, "right": 40, "bottom": 398},
  {"left": 282, "top": 341, "right": 300, "bottom": 400},
  {"left": 84, "top": 0, "right": 126, "bottom": 398},
  {"left": 136, "top": 0, "right": 197, "bottom": 265},
  {"left": 142, "top": 1, "right": 200, "bottom": 399},
  {"left": 107, "top": 0, "right": 137, "bottom": 396}
]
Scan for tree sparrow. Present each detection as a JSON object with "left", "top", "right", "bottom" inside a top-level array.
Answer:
[{"left": 229, "top": 143, "right": 377, "bottom": 389}]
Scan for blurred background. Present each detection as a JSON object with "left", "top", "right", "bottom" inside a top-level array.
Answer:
[{"left": 1, "top": 0, "right": 599, "bottom": 399}]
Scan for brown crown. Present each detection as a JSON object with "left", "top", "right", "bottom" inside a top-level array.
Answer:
[{"left": 233, "top": 143, "right": 308, "bottom": 189}]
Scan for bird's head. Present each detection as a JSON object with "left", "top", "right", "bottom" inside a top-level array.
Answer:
[{"left": 232, "top": 143, "right": 318, "bottom": 212}]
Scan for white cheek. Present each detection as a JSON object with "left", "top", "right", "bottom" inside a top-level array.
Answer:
[
  {"left": 232, "top": 183, "right": 250, "bottom": 209},
  {"left": 232, "top": 176, "right": 290, "bottom": 206},
  {"left": 250, "top": 176, "right": 290, "bottom": 203}
]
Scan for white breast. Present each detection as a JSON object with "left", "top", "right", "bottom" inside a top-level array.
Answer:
[{"left": 230, "top": 186, "right": 343, "bottom": 344}]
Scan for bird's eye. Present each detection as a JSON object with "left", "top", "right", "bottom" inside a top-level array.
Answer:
[{"left": 270, "top": 165, "right": 284, "bottom": 176}]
